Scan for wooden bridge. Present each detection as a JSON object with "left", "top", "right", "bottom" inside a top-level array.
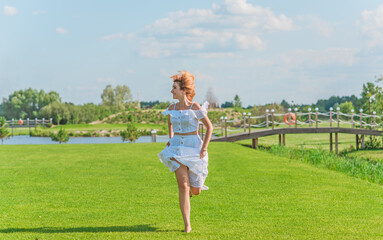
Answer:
[
  {"left": 208, "top": 107, "right": 383, "bottom": 154},
  {"left": 5, "top": 118, "right": 52, "bottom": 136}
]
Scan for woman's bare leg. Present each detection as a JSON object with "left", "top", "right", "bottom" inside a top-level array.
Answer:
[{"left": 175, "top": 164, "right": 192, "bottom": 233}]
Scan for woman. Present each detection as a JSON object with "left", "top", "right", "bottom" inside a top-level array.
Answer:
[{"left": 158, "top": 71, "right": 213, "bottom": 233}]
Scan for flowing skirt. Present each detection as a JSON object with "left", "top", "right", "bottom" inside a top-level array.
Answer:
[{"left": 158, "top": 135, "right": 209, "bottom": 189}]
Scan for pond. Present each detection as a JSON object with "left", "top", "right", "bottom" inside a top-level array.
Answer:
[{"left": 1, "top": 135, "right": 170, "bottom": 145}]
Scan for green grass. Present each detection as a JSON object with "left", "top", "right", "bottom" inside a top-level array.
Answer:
[
  {"left": 345, "top": 149, "right": 383, "bottom": 163},
  {"left": 1, "top": 143, "right": 383, "bottom": 239},
  {"left": 237, "top": 133, "right": 360, "bottom": 152},
  {"left": 9, "top": 123, "right": 167, "bottom": 136},
  {"left": 50, "top": 123, "right": 166, "bottom": 131}
]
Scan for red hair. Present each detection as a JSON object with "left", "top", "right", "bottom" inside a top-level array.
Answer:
[{"left": 171, "top": 71, "right": 196, "bottom": 101}]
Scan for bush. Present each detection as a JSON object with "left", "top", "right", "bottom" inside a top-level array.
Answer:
[
  {"left": 50, "top": 127, "right": 69, "bottom": 144},
  {"left": 365, "top": 136, "right": 383, "bottom": 149},
  {"left": 120, "top": 121, "right": 141, "bottom": 143}
]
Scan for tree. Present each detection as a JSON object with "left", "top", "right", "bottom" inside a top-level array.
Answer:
[
  {"left": 280, "top": 100, "right": 290, "bottom": 110},
  {"left": 361, "top": 82, "right": 382, "bottom": 115},
  {"left": 120, "top": 121, "right": 141, "bottom": 143},
  {"left": 2, "top": 88, "right": 61, "bottom": 119},
  {"left": 101, "top": 85, "right": 114, "bottom": 106},
  {"left": 339, "top": 101, "right": 354, "bottom": 113},
  {"left": 50, "top": 127, "right": 69, "bottom": 144},
  {"left": 0, "top": 117, "right": 10, "bottom": 144},
  {"left": 234, "top": 94, "right": 242, "bottom": 108},
  {"left": 115, "top": 85, "right": 132, "bottom": 110},
  {"left": 221, "top": 101, "right": 233, "bottom": 108},
  {"left": 39, "top": 102, "right": 71, "bottom": 125},
  {"left": 101, "top": 85, "right": 133, "bottom": 110},
  {"left": 205, "top": 87, "right": 219, "bottom": 108}
]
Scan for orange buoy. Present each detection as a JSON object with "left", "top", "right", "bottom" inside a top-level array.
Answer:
[
  {"left": 18, "top": 119, "right": 23, "bottom": 125},
  {"left": 283, "top": 113, "right": 296, "bottom": 125}
]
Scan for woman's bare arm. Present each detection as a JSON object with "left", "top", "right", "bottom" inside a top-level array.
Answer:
[
  {"left": 168, "top": 115, "right": 173, "bottom": 139},
  {"left": 200, "top": 116, "right": 213, "bottom": 151}
]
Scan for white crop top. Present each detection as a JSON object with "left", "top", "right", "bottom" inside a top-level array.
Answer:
[{"left": 162, "top": 101, "right": 209, "bottom": 133}]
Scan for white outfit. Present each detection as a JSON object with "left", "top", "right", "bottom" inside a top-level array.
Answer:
[{"left": 157, "top": 101, "right": 209, "bottom": 190}]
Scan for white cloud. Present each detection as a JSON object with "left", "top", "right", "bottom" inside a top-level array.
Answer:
[
  {"left": 3, "top": 5, "right": 18, "bottom": 16},
  {"left": 56, "top": 28, "right": 67, "bottom": 34},
  {"left": 359, "top": 5, "right": 383, "bottom": 49},
  {"left": 309, "top": 16, "right": 334, "bottom": 37},
  {"left": 139, "top": 0, "right": 293, "bottom": 58},
  {"left": 33, "top": 10, "right": 46, "bottom": 15},
  {"left": 97, "top": 77, "right": 116, "bottom": 84},
  {"left": 101, "top": 32, "right": 135, "bottom": 40},
  {"left": 280, "top": 48, "right": 358, "bottom": 68}
]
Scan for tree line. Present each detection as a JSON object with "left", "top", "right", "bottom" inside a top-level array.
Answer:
[
  {"left": 0, "top": 85, "right": 136, "bottom": 124},
  {"left": 1, "top": 75, "right": 382, "bottom": 124}
]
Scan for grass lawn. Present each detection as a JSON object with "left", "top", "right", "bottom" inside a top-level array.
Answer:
[
  {"left": 9, "top": 123, "right": 167, "bottom": 136},
  {"left": 237, "top": 133, "right": 359, "bottom": 152},
  {"left": 1, "top": 143, "right": 383, "bottom": 239},
  {"left": 345, "top": 149, "right": 383, "bottom": 163}
]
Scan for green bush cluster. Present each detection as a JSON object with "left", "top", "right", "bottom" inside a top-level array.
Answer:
[
  {"left": 105, "top": 109, "right": 167, "bottom": 124},
  {"left": 30, "top": 126, "right": 51, "bottom": 137},
  {"left": 364, "top": 136, "right": 383, "bottom": 149}
]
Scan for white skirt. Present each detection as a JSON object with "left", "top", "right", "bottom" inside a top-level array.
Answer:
[{"left": 158, "top": 135, "right": 209, "bottom": 190}]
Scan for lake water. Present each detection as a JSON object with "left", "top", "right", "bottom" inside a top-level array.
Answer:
[{"left": 1, "top": 135, "right": 170, "bottom": 145}]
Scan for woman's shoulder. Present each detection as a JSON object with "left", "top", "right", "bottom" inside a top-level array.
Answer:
[{"left": 191, "top": 102, "right": 201, "bottom": 110}]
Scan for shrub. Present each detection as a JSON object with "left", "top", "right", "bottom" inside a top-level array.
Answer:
[{"left": 50, "top": 127, "right": 69, "bottom": 144}]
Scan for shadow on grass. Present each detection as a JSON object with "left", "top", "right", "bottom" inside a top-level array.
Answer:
[{"left": 0, "top": 225, "right": 179, "bottom": 233}]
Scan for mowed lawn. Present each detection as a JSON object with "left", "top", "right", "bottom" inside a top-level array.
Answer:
[{"left": 0, "top": 143, "right": 383, "bottom": 239}]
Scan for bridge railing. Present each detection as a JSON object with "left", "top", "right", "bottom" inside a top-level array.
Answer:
[
  {"left": 5, "top": 118, "right": 53, "bottom": 128},
  {"left": 217, "top": 107, "right": 382, "bottom": 137}
]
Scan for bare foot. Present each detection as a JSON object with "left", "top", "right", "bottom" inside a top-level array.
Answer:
[{"left": 185, "top": 226, "right": 192, "bottom": 233}]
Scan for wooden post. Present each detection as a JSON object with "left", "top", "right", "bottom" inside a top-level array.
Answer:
[
  {"left": 283, "top": 134, "right": 286, "bottom": 146},
  {"left": 360, "top": 110, "right": 363, "bottom": 129},
  {"left": 266, "top": 110, "right": 269, "bottom": 129},
  {"left": 151, "top": 130, "right": 157, "bottom": 142},
  {"left": 356, "top": 134, "right": 359, "bottom": 150},
  {"left": 28, "top": 118, "right": 31, "bottom": 135},
  {"left": 351, "top": 110, "right": 354, "bottom": 128},
  {"left": 335, "top": 132, "right": 338, "bottom": 155},
  {"left": 224, "top": 117, "right": 227, "bottom": 138},
  {"left": 361, "top": 135, "right": 365, "bottom": 149},
  {"left": 330, "top": 133, "right": 333, "bottom": 152},
  {"left": 279, "top": 134, "right": 281, "bottom": 145},
  {"left": 337, "top": 108, "right": 340, "bottom": 128},
  {"left": 373, "top": 111, "right": 376, "bottom": 130},
  {"left": 272, "top": 110, "right": 275, "bottom": 130},
  {"left": 309, "top": 109, "right": 312, "bottom": 128},
  {"left": 330, "top": 108, "right": 333, "bottom": 127},
  {"left": 221, "top": 118, "right": 223, "bottom": 137},
  {"left": 243, "top": 113, "right": 246, "bottom": 132},
  {"left": 248, "top": 113, "right": 251, "bottom": 134},
  {"left": 315, "top": 109, "right": 318, "bottom": 128},
  {"left": 252, "top": 138, "right": 258, "bottom": 149}
]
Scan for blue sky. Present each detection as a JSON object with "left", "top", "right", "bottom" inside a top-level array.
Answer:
[{"left": 1, "top": 0, "right": 383, "bottom": 107}]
